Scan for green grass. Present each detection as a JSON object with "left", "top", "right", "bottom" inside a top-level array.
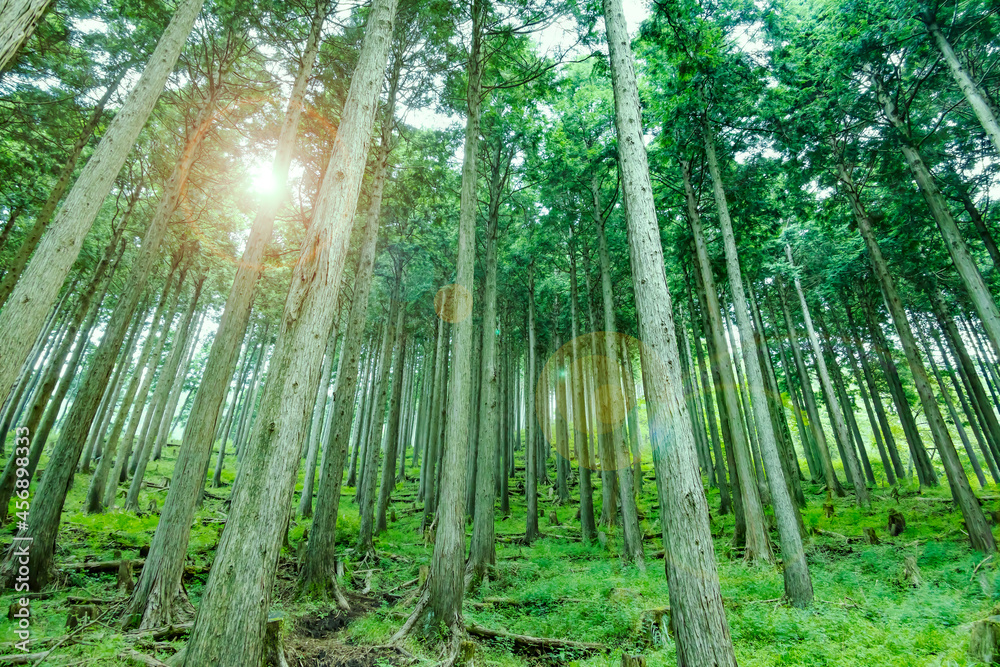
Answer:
[{"left": 0, "top": 426, "right": 998, "bottom": 665}]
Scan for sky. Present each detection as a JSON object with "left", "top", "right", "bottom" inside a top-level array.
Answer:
[{"left": 404, "top": 0, "right": 652, "bottom": 132}]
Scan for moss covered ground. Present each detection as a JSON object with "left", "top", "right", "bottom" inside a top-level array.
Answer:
[{"left": 0, "top": 426, "right": 997, "bottom": 666}]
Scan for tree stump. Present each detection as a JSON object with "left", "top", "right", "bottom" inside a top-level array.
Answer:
[
  {"left": 548, "top": 510, "right": 561, "bottom": 526},
  {"left": 263, "top": 613, "right": 290, "bottom": 667},
  {"left": 863, "top": 527, "right": 879, "bottom": 545},
  {"left": 970, "top": 614, "right": 1000, "bottom": 663},
  {"left": 823, "top": 491, "right": 835, "bottom": 518},
  {"left": 456, "top": 640, "right": 476, "bottom": 665},
  {"left": 638, "top": 607, "right": 671, "bottom": 647},
  {"left": 118, "top": 559, "right": 135, "bottom": 594},
  {"left": 622, "top": 655, "right": 647, "bottom": 667},
  {"left": 7, "top": 599, "right": 27, "bottom": 620},
  {"left": 418, "top": 565, "right": 430, "bottom": 588},
  {"left": 66, "top": 604, "right": 101, "bottom": 630},
  {"left": 887, "top": 509, "right": 906, "bottom": 536},
  {"left": 391, "top": 508, "right": 397, "bottom": 523},
  {"left": 900, "top": 556, "right": 922, "bottom": 587}
]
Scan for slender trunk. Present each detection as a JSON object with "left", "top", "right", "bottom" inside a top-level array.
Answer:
[
  {"left": 933, "top": 325, "right": 1000, "bottom": 483},
  {"left": 0, "top": 0, "right": 54, "bottom": 71},
  {"left": 182, "top": 0, "right": 399, "bottom": 660},
  {"left": 376, "top": 314, "right": 407, "bottom": 534},
  {"left": 299, "top": 44, "right": 400, "bottom": 595},
  {"left": 603, "top": 0, "right": 737, "bottom": 659},
  {"left": 816, "top": 310, "right": 875, "bottom": 485},
  {"left": 468, "top": 155, "right": 503, "bottom": 582},
  {"left": 785, "top": 245, "right": 868, "bottom": 505},
  {"left": 299, "top": 326, "right": 338, "bottom": 518},
  {"left": 875, "top": 77, "right": 1000, "bottom": 359},
  {"left": 593, "top": 205, "right": 643, "bottom": 565},
  {"left": 683, "top": 159, "right": 770, "bottom": 561},
  {"left": 0, "top": 0, "right": 206, "bottom": 409},
  {"left": 525, "top": 269, "right": 540, "bottom": 544},
  {"left": 703, "top": 131, "right": 810, "bottom": 603},
  {"left": 568, "top": 235, "right": 596, "bottom": 541},
  {"left": 87, "top": 261, "right": 181, "bottom": 513},
  {"left": 689, "top": 277, "right": 730, "bottom": 509},
  {"left": 778, "top": 280, "right": 843, "bottom": 494},
  {"left": 845, "top": 301, "right": 905, "bottom": 479},
  {"left": 153, "top": 309, "right": 204, "bottom": 461},
  {"left": 835, "top": 308, "right": 896, "bottom": 486},
  {"left": 126, "top": 275, "right": 205, "bottom": 511},
  {"left": 863, "top": 295, "right": 932, "bottom": 483},
  {"left": 923, "top": 18, "right": 1000, "bottom": 157},
  {"left": 4, "top": 81, "right": 216, "bottom": 587},
  {"left": 836, "top": 157, "right": 993, "bottom": 552},
  {"left": 919, "top": 322, "right": 986, "bottom": 487}
]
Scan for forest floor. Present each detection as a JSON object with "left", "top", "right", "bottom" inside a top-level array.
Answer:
[{"left": 0, "top": 434, "right": 998, "bottom": 666}]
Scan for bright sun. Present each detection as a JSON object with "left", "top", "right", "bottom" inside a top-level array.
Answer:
[{"left": 249, "top": 161, "right": 278, "bottom": 195}]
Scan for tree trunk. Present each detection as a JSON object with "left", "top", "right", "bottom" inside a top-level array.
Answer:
[
  {"left": 85, "top": 279, "right": 174, "bottom": 514},
  {"left": 0, "top": 0, "right": 53, "bottom": 72},
  {"left": 603, "top": 0, "right": 737, "bottom": 661},
  {"left": 467, "top": 146, "right": 503, "bottom": 583},
  {"left": 689, "top": 278, "right": 730, "bottom": 509},
  {"left": 0, "top": 75, "right": 123, "bottom": 311},
  {"left": 568, "top": 233, "right": 596, "bottom": 542},
  {"left": 923, "top": 18, "right": 1000, "bottom": 158},
  {"left": 299, "top": 327, "right": 338, "bottom": 518},
  {"left": 126, "top": 276, "right": 205, "bottom": 511},
  {"left": 835, "top": 157, "right": 994, "bottom": 553},
  {"left": 0, "top": 0, "right": 205, "bottom": 409},
  {"left": 703, "top": 129, "right": 810, "bottom": 604},
  {"left": 525, "top": 267, "right": 540, "bottom": 544},
  {"left": 875, "top": 77, "right": 1000, "bottom": 360},
  {"left": 300, "top": 201, "right": 386, "bottom": 602},
  {"left": 593, "top": 199, "right": 644, "bottom": 567},
  {"left": 816, "top": 310, "right": 875, "bottom": 485},
  {"left": 683, "top": 159, "right": 770, "bottom": 562},
  {"left": 932, "top": 325, "right": 1000, "bottom": 483},
  {"left": 375, "top": 313, "right": 407, "bottom": 535},
  {"left": 785, "top": 245, "right": 869, "bottom": 506},
  {"left": 181, "top": 0, "right": 400, "bottom": 660},
  {"left": 918, "top": 322, "right": 987, "bottom": 487},
  {"left": 862, "top": 294, "right": 934, "bottom": 484}
]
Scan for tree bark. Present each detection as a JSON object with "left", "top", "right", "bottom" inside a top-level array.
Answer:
[
  {"left": 126, "top": 276, "right": 205, "bottom": 511},
  {"left": 603, "top": 0, "right": 737, "bottom": 661},
  {"left": 0, "top": 0, "right": 205, "bottom": 409},
  {"left": 923, "top": 18, "right": 1000, "bottom": 158},
  {"left": 835, "top": 157, "right": 994, "bottom": 552},
  {"left": 568, "top": 232, "right": 596, "bottom": 542},
  {"left": 683, "top": 159, "right": 771, "bottom": 562},
  {"left": 181, "top": 0, "right": 400, "bottom": 660},
  {"left": 703, "top": 128, "right": 810, "bottom": 604},
  {"left": 875, "top": 76, "right": 1000, "bottom": 360},
  {"left": 375, "top": 313, "right": 407, "bottom": 534},
  {"left": 0, "top": 0, "right": 53, "bottom": 72},
  {"left": 785, "top": 245, "right": 869, "bottom": 506},
  {"left": 593, "top": 196, "right": 644, "bottom": 567}
]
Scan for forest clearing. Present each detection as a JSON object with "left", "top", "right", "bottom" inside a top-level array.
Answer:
[{"left": 1, "top": 0, "right": 1000, "bottom": 664}]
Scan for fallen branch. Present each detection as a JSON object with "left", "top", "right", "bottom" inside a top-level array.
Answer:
[
  {"left": 121, "top": 649, "right": 169, "bottom": 667},
  {"left": 61, "top": 559, "right": 143, "bottom": 573},
  {"left": 465, "top": 623, "right": 605, "bottom": 653},
  {"left": 137, "top": 623, "right": 194, "bottom": 641},
  {"left": 0, "top": 653, "right": 49, "bottom": 665}
]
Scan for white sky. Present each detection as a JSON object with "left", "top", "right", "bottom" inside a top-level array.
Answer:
[{"left": 405, "top": 0, "right": 651, "bottom": 132}]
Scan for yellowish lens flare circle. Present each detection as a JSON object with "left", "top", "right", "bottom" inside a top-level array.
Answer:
[{"left": 536, "top": 332, "right": 643, "bottom": 473}]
